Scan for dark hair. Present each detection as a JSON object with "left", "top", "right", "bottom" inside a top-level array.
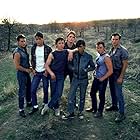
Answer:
[
  {"left": 96, "top": 41, "right": 105, "bottom": 47},
  {"left": 67, "top": 30, "right": 76, "bottom": 37},
  {"left": 55, "top": 37, "right": 65, "bottom": 45},
  {"left": 35, "top": 31, "right": 43, "bottom": 38},
  {"left": 76, "top": 39, "right": 86, "bottom": 47},
  {"left": 16, "top": 34, "right": 25, "bottom": 41},
  {"left": 111, "top": 33, "right": 121, "bottom": 39}
]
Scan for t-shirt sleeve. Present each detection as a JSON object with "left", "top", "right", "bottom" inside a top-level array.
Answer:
[{"left": 121, "top": 48, "right": 129, "bottom": 60}]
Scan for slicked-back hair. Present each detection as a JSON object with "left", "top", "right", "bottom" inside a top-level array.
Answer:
[
  {"left": 96, "top": 41, "right": 105, "bottom": 48},
  {"left": 67, "top": 30, "right": 76, "bottom": 37},
  {"left": 76, "top": 39, "right": 86, "bottom": 47},
  {"left": 35, "top": 31, "right": 43, "bottom": 38},
  {"left": 55, "top": 37, "right": 65, "bottom": 45},
  {"left": 111, "top": 33, "right": 121, "bottom": 39},
  {"left": 16, "top": 34, "right": 26, "bottom": 41}
]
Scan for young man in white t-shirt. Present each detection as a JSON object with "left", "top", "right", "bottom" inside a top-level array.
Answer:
[{"left": 29, "top": 31, "right": 52, "bottom": 115}]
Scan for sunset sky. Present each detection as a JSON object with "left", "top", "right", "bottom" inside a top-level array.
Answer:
[{"left": 0, "top": 0, "right": 139, "bottom": 24}]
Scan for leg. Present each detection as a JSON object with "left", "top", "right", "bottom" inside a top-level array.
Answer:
[
  {"left": 26, "top": 74, "right": 31, "bottom": 104},
  {"left": 42, "top": 74, "right": 49, "bottom": 104},
  {"left": 90, "top": 78, "right": 99, "bottom": 112},
  {"left": 115, "top": 83, "right": 125, "bottom": 114},
  {"left": 98, "top": 79, "right": 108, "bottom": 113},
  {"left": 17, "top": 72, "right": 27, "bottom": 110},
  {"left": 67, "top": 78, "right": 79, "bottom": 114},
  {"left": 79, "top": 79, "right": 88, "bottom": 112},
  {"left": 109, "top": 74, "right": 118, "bottom": 107},
  {"left": 48, "top": 75, "right": 64, "bottom": 109},
  {"left": 31, "top": 73, "right": 41, "bottom": 106}
]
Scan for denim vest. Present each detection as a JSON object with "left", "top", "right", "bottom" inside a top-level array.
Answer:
[
  {"left": 13, "top": 47, "right": 30, "bottom": 70},
  {"left": 95, "top": 53, "right": 109, "bottom": 78}
]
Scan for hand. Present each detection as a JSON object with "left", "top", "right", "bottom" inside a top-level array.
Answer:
[
  {"left": 26, "top": 68, "right": 32, "bottom": 73},
  {"left": 99, "top": 77, "right": 104, "bottom": 82},
  {"left": 68, "top": 51, "right": 73, "bottom": 61},
  {"left": 50, "top": 72, "right": 56, "bottom": 80},
  {"left": 32, "top": 70, "right": 36, "bottom": 75},
  {"left": 117, "top": 77, "right": 123, "bottom": 84},
  {"left": 43, "top": 71, "right": 48, "bottom": 77}
]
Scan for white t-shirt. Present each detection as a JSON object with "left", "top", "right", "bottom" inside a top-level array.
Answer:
[{"left": 35, "top": 45, "right": 45, "bottom": 72}]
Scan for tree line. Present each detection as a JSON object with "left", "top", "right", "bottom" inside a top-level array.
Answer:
[{"left": 0, "top": 17, "right": 140, "bottom": 51}]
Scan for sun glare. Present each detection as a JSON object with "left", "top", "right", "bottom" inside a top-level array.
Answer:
[{"left": 0, "top": 0, "right": 139, "bottom": 24}]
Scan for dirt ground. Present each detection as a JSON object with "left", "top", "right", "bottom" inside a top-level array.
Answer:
[{"left": 0, "top": 81, "right": 140, "bottom": 140}]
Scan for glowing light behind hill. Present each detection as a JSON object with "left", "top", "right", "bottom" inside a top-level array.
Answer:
[{"left": 0, "top": 0, "right": 139, "bottom": 24}]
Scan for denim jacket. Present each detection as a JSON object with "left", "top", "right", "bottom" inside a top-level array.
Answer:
[
  {"left": 72, "top": 52, "right": 95, "bottom": 80},
  {"left": 31, "top": 43, "right": 52, "bottom": 70}
]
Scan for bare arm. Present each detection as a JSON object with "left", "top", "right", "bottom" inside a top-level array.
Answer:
[
  {"left": 99, "top": 56, "right": 113, "bottom": 81},
  {"left": 67, "top": 48, "right": 78, "bottom": 61},
  {"left": 117, "top": 59, "right": 128, "bottom": 84},
  {"left": 13, "top": 53, "right": 31, "bottom": 73},
  {"left": 45, "top": 53, "right": 56, "bottom": 80}
]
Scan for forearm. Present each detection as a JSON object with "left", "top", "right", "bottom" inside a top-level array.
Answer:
[
  {"left": 16, "top": 65, "right": 29, "bottom": 72},
  {"left": 119, "top": 60, "right": 128, "bottom": 78},
  {"left": 100, "top": 70, "right": 113, "bottom": 81}
]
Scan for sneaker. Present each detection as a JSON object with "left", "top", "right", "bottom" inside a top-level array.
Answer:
[
  {"left": 78, "top": 112, "right": 84, "bottom": 120},
  {"left": 62, "top": 112, "right": 75, "bottom": 120},
  {"left": 54, "top": 108, "right": 60, "bottom": 116},
  {"left": 29, "top": 107, "right": 39, "bottom": 115},
  {"left": 75, "top": 103, "right": 79, "bottom": 110},
  {"left": 105, "top": 106, "right": 118, "bottom": 111},
  {"left": 86, "top": 108, "right": 94, "bottom": 112},
  {"left": 115, "top": 113, "right": 126, "bottom": 123},
  {"left": 94, "top": 112, "right": 103, "bottom": 118},
  {"left": 41, "top": 104, "right": 48, "bottom": 115},
  {"left": 19, "top": 110, "right": 26, "bottom": 118},
  {"left": 26, "top": 102, "right": 32, "bottom": 107}
]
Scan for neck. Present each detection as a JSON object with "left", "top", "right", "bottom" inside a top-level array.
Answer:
[
  {"left": 113, "top": 44, "right": 119, "bottom": 49},
  {"left": 67, "top": 42, "right": 73, "bottom": 48}
]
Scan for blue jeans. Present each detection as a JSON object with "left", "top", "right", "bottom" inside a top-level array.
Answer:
[
  {"left": 68, "top": 78, "right": 88, "bottom": 114},
  {"left": 114, "top": 81, "right": 125, "bottom": 113},
  {"left": 109, "top": 74, "right": 118, "bottom": 106},
  {"left": 48, "top": 74, "right": 64, "bottom": 109},
  {"left": 109, "top": 71, "right": 125, "bottom": 113},
  {"left": 90, "top": 77, "right": 108, "bottom": 113},
  {"left": 31, "top": 71, "right": 49, "bottom": 106},
  {"left": 17, "top": 71, "right": 31, "bottom": 110}
]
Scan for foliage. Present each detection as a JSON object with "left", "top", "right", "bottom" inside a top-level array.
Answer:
[{"left": 0, "top": 53, "right": 17, "bottom": 102}]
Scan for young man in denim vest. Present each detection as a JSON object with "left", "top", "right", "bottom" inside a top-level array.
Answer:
[
  {"left": 13, "top": 34, "right": 32, "bottom": 117},
  {"left": 86, "top": 41, "right": 113, "bottom": 118}
]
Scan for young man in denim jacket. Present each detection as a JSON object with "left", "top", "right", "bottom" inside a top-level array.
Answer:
[{"left": 62, "top": 39, "right": 95, "bottom": 119}]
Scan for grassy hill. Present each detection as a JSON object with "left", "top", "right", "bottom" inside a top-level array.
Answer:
[{"left": 0, "top": 31, "right": 140, "bottom": 140}]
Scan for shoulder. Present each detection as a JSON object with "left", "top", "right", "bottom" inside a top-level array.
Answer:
[
  {"left": 44, "top": 44, "right": 52, "bottom": 50},
  {"left": 13, "top": 47, "right": 19, "bottom": 53},
  {"left": 84, "top": 52, "right": 93, "bottom": 58},
  {"left": 119, "top": 45, "right": 129, "bottom": 57},
  {"left": 119, "top": 45, "right": 128, "bottom": 52}
]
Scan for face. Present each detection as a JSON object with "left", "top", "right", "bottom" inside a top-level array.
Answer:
[
  {"left": 78, "top": 45, "right": 85, "bottom": 54},
  {"left": 96, "top": 44, "right": 105, "bottom": 54},
  {"left": 67, "top": 33, "right": 76, "bottom": 44},
  {"left": 56, "top": 40, "right": 65, "bottom": 50},
  {"left": 111, "top": 35, "right": 120, "bottom": 47},
  {"left": 35, "top": 36, "right": 44, "bottom": 46},
  {"left": 18, "top": 38, "right": 26, "bottom": 48}
]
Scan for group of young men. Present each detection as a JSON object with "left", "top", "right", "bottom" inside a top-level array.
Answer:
[{"left": 13, "top": 31, "right": 128, "bottom": 123}]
